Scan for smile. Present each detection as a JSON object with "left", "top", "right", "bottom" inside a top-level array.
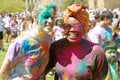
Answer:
[{"left": 68, "top": 33, "right": 78, "bottom": 38}]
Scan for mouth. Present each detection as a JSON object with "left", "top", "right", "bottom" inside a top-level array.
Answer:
[
  {"left": 67, "top": 32, "right": 79, "bottom": 38},
  {"left": 68, "top": 34, "right": 77, "bottom": 38}
]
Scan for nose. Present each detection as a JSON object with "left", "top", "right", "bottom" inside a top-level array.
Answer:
[{"left": 110, "top": 18, "right": 113, "bottom": 22}]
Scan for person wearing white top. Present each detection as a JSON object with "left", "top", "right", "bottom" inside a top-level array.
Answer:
[
  {"left": 87, "top": 11, "right": 113, "bottom": 47},
  {"left": 0, "top": 14, "right": 5, "bottom": 51}
]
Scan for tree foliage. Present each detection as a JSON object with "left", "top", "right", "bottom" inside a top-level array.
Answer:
[
  {"left": 60, "top": 0, "right": 88, "bottom": 10},
  {"left": 0, "top": 0, "right": 25, "bottom": 13}
]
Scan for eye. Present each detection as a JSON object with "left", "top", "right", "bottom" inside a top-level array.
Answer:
[
  {"left": 106, "top": 50, "right": 112, "bottom": 54},
  {"left": 108, "top": 51, "right": 111, "bottom": 54},
  {"left": 109, "top": 50, "right": 117, "bottom": 54},
  {"left": 62, "top": 23, "right": 72, "bottom": 31},
  {"left": 112, "top": 51, "right": 117, "bottom": 53}
]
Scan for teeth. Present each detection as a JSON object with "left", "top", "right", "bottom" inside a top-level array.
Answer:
[{"left": 68, "top": 34, "right": 77, "bottom": 38}]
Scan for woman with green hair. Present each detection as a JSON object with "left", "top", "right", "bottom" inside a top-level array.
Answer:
[{"left": 0, "top": 3, "right": 56, "bottom": 80}]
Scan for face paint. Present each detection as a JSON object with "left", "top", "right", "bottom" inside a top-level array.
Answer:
[
  {"left": 63, "top": 23, "right": 84, "bottom": 42},
  {"left": 108, "top": 53, "right": 117, "bottom": 63},
  {"left": 106, "top": 49, "right": 117, "bottom": 64},
  {"left": 63, "top": 23, "right": 84, "bottom": 32}
]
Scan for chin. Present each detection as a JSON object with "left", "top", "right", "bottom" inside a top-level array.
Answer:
[{"left": 67, "top": 38, "right": 80, "bottom": 43}]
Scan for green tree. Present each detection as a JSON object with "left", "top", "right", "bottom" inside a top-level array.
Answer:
[{"left": 60, "top": 0, "right": 88, "bottom": 10}]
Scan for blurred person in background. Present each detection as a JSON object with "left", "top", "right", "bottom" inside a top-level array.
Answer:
[
  {"left": 87, "top": 10, "right": 113, "bottom": 47},
  {"left": 2, "top": 13, "right": 12, "bottom": 42},
  {"left": 22, "top": 14, "right": 34, "bottom": 31},
  {"left": 53, "top": 18, "right": 64, "bottom": 41},
  {"left": 112, "top": 12, "right": 119, "bottom": 31},
  {"left": 113, "top": 19, "right": 120, "bottom": 40},
  {"left": 44, "top": 17, "right": 55, "bottom": 39},
  {"left": 115, "top": 39, "right": 120, "bottom": 76},
  {"left": 86, "top": 20, "right": 96, "bottom": 41},
  {"left": 0, "top": 13, "right": 5, "bottom": 51},
  {"left": 9, "top": 15, "right": 19, "bottom": 42},
  {"left": 103, "top": 41, "right": 120, "bottom": 80}
]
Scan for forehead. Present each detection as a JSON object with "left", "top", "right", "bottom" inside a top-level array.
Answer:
[{"left": 65, "top": 17, "right": 80, "bottom": 25}]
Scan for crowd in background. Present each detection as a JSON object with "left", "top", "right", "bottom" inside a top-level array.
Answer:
[{"left": 0, "top": 7, "right": 120, "bottom": 49}]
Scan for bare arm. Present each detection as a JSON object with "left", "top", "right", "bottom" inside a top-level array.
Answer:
[
  {"left": 0, "top": 57, "right": 12, "bottom": 80},
  {"left": 92, "top": 45, "right": 110, "bottom": 80},
  {"left": 0, "top": 42, "right": 18, "bottom": 80},
  {"left": 45, "top": 43, "right": 56, "bottom": 74}
]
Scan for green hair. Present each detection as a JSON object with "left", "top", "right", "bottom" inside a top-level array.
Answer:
[
  {"left": 103, "top": 41, "right": 117, "bottom": 51},
  {"left": 115, "top": 39, "right": 120, "bottom": 48},
  {"left": 37, "top": 2, "right": 56, "bottom": 27}
]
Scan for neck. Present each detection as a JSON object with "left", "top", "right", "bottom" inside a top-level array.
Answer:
[{"left": 67, "top": 39, "right": 83, "bottom": 47}]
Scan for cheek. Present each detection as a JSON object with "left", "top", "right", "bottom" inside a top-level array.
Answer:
[
  {"left": 107, "top": 19, "right": 112, "bottom": 24},
  {"left": 77, "top": 33, "right": 83, "bottom": 39},
  {"left": 105, "top": 53, "right": 111, "bottom": 60},
  {"left": 105, "top": 53, "right": 109, "bottom": 58},
  {"left": 75, "top": 32, "right": 84, "bottom": 41},
  {"left": 107, "top": 20, "right": 111, "bottom": 24},
  {"left": 117, "top": 49, "right": 120, "bottom": 53},
  {"left": 104, "top": 19, "right": 109, "bottom": 24}
]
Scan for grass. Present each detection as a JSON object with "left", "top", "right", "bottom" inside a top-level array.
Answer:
[
  {"left": 0, "top": 40, "right": 9, "bottom": 80},
  {"left": 0, "top": 0, "right": 25, "bottom": 12},
  {"left": 0, "top": 37, "right": 54, "bottom": 80},
  {"left": 0, "top": 51, "right": 6, "bottom": 80}
]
